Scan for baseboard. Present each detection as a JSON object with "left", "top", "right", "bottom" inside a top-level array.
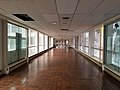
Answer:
[
  {"left": 29, "top": 47, "right": 53, "bottom": 61},
  {"left": 105, "top": 66, "right": 120, "bottom": 82},
  {"left": 9, "top": 60, "right": 27, "bottom": 72},
  {"left": 73, "top": 48, "right": 102, "bottom": 67},
  {"left": 9, "top": 47, "right": 54, "bottom": 72},
  {"left": 0, "top": 70, "right": 3, "bottom": 76},
  {"left": 72, "top": 47, "right": 120, "bottom": 82},
  {"left": 4, "top": 47, "right": 54, "bottom": 74}
]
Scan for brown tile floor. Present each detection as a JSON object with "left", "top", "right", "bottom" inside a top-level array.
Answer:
[{"left": 0, "top": 48, "right": 120, "bottom": 90}]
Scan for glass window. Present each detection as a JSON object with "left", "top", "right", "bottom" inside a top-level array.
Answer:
[
  {"left": 94, "top": 30, "right": 100, "bottom": 48},
  {"left": 22, "top": 39, "right": 27, "bottom": 49},
  {"left": 51, "top": 37, "right": 53, "bottom": 47},
  {"left": 29, "top": 30, "right": 37, "bottom": 47},
  {"left": 28, "top": 30, "right": 38, "bottom": 56},
  {"left": 8, "top": 38, "right": 16, "bottom": 51},
  {"left": 104, "top": 21, "right": 120, "bottom": 72},
  {"left": 85, "top": 32, "right": 89, "bottom": 46},
  {"left": 79, "top": 27, "right": 103, "bottom": 62},
  {"left": 8, "top": 23, "right": 16, "bottom": 37},
  {"left": 8, "top": 23, "right": 27, "bottom": 64},
  {"left": 80, "top": 34, "right": 84, "bottom": 51},
  {"left": 45, "top": 35, "right": 48, "bottom": 50},
  {"left": 93, "top": 49, "right": 100, "bottom": 58},
  {"left": 83, "top": 32, "right": 89, "bottom": 53},
  {"left": 39, "top": 33, "right": 44, "bottom": 52},
  {"left": 93, "top": 29, "right": 100, "bottom": 58}
]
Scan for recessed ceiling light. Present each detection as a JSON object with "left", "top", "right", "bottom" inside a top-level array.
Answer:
[{"left": 53, "top": 22, "right": 56, "bottom": 24}]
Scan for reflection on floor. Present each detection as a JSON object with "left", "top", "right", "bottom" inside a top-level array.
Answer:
[{"left": 0, "top": 48, "right": 120, "bottom": 90}]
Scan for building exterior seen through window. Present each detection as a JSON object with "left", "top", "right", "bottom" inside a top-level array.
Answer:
[
  {"left": 28, "top": 29, "right": 38, "bottom": 57},
  {"left": 105, "top": 20, "right": 120, "bottom": 72},
  {"left": 8, "top": 23, "right": 27, "bottom": 64}
]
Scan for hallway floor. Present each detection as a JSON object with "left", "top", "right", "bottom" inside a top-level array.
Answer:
[{"left": 0, "top": 48, "right": 120, "bottom": 90}]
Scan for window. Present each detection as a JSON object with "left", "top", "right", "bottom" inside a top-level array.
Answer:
[
  {"left": 29, "top": 30, "right": 37, "bottom": 47},
  {"left": 104, "top": 21, "right": 120, "bottom": 72},
  {"left": 80, "top": 34, "right": 84, "bottom": 51},
  {"left": 8, "top": 38, "right": 16, "bottom": 51},
  {"left": 93, "top": 29, "right": 100, "bottom": 58},
  {"left": 39, "top": 33, "right": 44, "bottom": 52},
  {"left": 51, "top": 37, "right": 53, "bottom": 47},
  {"left": 8, "top": 23, "right": 27, "bottom": 64},
  {"left": 84, "top": 32, "right": 89, "bottom": 53},
  {"left": 44, "top": 35, "right": 48, "bottom": 50},
  {"left": 28, "top": 29, "right": 38, "bottom": 56}
]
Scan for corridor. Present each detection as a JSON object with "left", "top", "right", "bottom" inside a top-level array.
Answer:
[{"left": 0, "top": 48, "right": 120, "bottom": 90}]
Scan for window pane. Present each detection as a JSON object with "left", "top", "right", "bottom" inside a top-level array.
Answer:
[
  {"left": 8, "top": 23, "right": 27, "bottom": 64},
  {"left": 94, "top": 30, "right": 100, "bottom": 48},
  {"left": 28, "top": 29, "right": 38, "bottom": 56},
  {"left": 39, "top": 46, "right": 44, "bottom": 52},
  {"left": 39, "top": 33, "right": 44, "bottom": 52},
  {"left": 93, "top": 49, "right": 100, "bottom": 58},
  {"left": 8, "top": 38, "right": 16, "bottom": 51},
  {"left": 39, "top": 33, "right": 44, "bottom": 45},
  {"left": 45, "top": 35, "right": 48, "bottom": 50},
  {"left": 51, "top": 37, "right": 53, "bottom": 47},
  {"left": 29, "top": 47, "right": 37, "bottom": 57},
  {"left": 29, "top": 30, "right": 37, "bottom": 47},
  {"left": 105, "top": 21, "right": 120, "bottom": 73},
  {"left": 8, "top": 23, "right": 16, "bottom": 37}
]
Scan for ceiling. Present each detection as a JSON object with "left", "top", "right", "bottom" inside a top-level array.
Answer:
[{"left": 0, "top": 0, "right": 120, "bottom": 39}]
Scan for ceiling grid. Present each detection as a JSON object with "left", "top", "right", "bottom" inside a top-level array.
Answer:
[{"left": 0, "top": 0, "right": 120, "bottom": 39}]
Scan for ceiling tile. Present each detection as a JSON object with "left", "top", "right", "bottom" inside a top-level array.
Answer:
[
  {"left": 69, "top": 22, "right": 80, "bottom": 30},
  {"left": 56, "top": 0, "right": 79, "bottom": 14},
  {"left": 1, "top": 0, "right": 120, "bottom": 39},
  {"left": 76, "top": 0, "right": 103, "bottom": 14},
  {"left": 43, "top": 14, "right": 59, "bottom": 21},
  {"left": 72, "top": 15, "right": 87, "bottom": 22},
  {"left": 110, "top": 5, "right": 120, "bottom": 15},
  {"left": 0, "top": 1, "right": 21, "bottom": 14},
  {"left": 0, "top": 8, "right": 7, "bottom": 14},
  {"left": 94, "top": 0, "right": 120, "bottom": 14},
  {"left": 83, "top": 14, "right": 104, "bottom": 24},
  {"left": 69, "top": 26, "right": 78, "bottom": 31},
  {"left": 33, "top": 0, "right": 57, "bottom": 14},
  {"left": 70, "top": 22, "right": 80, "bottom": 26},
  {"left": 61, "top": 25, "right": 69, "bottom": 29}
]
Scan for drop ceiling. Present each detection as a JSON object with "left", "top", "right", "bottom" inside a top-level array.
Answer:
[{"left": 0, "top": 0, "right": 120, "bottom": 39}]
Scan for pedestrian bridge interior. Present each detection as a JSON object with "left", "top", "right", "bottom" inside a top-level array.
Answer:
[{"left": 0, "top": 0, "right": 120, "bottom": 90}]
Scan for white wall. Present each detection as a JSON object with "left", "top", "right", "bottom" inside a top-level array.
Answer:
[
  {"left": 0, "top": 20, "right": 2, "bottom": 70},
  {"left": 69, "top": 38, "right": 75, "bottom": 48}
]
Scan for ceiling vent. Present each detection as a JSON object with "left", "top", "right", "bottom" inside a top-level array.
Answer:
[
  {"left": 13, "top": 14, "right": 35, "bottom": 21},
  {"left": 62, "top": 17, "right": 69, "bottom": 19},
  {"left": 61, "top": 29, "right": 68, "bottom": 31}
]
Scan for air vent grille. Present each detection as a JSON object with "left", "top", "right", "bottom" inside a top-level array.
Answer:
[
  {"left": 61, "top": 29, "right": 68, "bottom": 31},
  {"left": 13, "top": 14, "right": 35, "bottom": 21},
  {"left": 62, "top": 17, "right": 69, "bottom": 19}
]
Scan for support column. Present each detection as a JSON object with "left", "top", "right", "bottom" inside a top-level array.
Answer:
[
  {"left": 37, "top": 32, "right": 39, "bottom": 53},
  {"left": 2, "top": 20, "right": 9, "bottom": 74},
  {"left": 0, "top": 19, "right": 3, "bottom": 71},
  {"left": 26, "top": 29, "right": 29, "bottom": 62}
]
